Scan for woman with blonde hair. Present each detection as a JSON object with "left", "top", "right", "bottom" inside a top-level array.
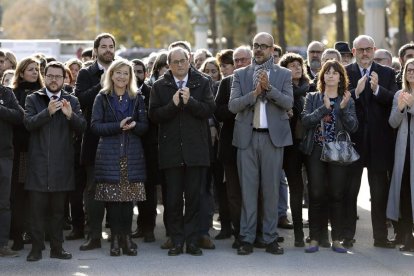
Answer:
[{"left": 91, "top": 59, "right": 148, "bottom": 256}]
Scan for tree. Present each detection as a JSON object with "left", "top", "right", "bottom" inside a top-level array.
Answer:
[
  {"left": 307, "top": 0, "right": 314, "bottom": 43},
  {"left": 335, "top": 0, "right": 344, "bottom": 41},
  {"left": 347, "top": 0, "right": 358, "bottom": 46},
  {"left": 275, "top": 0, "right": 286, "bottom": 51},
  {"left": 209, "top": 0, "right": 218, "bottom": 53},
  {"left": 398, "top": 0, "right": 408, "bottom": 48}
]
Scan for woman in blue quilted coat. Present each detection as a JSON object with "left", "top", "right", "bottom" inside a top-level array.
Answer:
[{"left": 91, "top": 59, "right": 148, "bottom": 257}]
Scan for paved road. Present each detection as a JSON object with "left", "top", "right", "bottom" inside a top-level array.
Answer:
[{"left": 1, "top": 170, "right": 413, "bottom": 276}]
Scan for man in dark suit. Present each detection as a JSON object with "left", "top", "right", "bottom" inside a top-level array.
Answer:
[
  {"left": 343, "top": 35, "right": 398, "bottom": 249},
  {"left": 130, "top": 59, "right": 158, "bottom": 243},
  {"left": 24, "top": 62, "right": 86, "bottom": 261},
  {"left": 74, "top": 33, "right": 115, "bottom": 251},
  {"left": 229, "top": 32, "right": 293, "bottom": 255},
  {"left": 149, "top": 47, "right": 215, "bottom": 256}
]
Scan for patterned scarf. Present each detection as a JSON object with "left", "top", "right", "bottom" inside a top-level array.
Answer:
[{"left": 252, "top": 56, "right": 274, "bottom": 101}]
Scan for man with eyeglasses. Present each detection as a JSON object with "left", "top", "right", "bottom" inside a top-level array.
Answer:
[
  {"left": 149, "top": 47, "right": 215, "bottom": 256},
  {"left": 229, "top": 32, "right": 293, "bottom": 255},
  {"left": 343, "top": 35, "right": 398, "bottom": 249},
  {"left": 306, "top": 41, "right": 325, "bottom": 80},
  {"left": 75, "top": 33, "right": 116, "bottom": 251},
  {"left": 396, "top": 43, "right": 414, "bottom": 89},
  {"left": 24, "top": 62, "right": 86, "bottom": 261}
]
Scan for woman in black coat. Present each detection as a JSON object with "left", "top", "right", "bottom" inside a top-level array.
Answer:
[
  {"left": 10, "top": 57, "right": 44, "bottom": 251},
  {"left": 301, "top": 60, "right": 358, "bottom": 253},
  {"left": 91, "top": 59, "right": 148, "bottom": 257}
]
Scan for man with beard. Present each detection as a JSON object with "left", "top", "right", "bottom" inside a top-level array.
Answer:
[
  {"left": 306, "top": 41, "right": 325, "bottom": 80},
  {"left": 75, "top": 33, "right": 115, "bottom": 251},
  {"left": 24, "top": 62, "right": 86, "bottom": 261},
  {"left": 130, "top": 59, "right": 158, "bottom": 242},
  {"left": 229, "top": 32, "right": 293, "bottom": 255}
]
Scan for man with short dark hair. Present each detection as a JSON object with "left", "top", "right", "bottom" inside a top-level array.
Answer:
[
  {"left": 81, "top": 48, "right": 94, "bottom": 62},
  {"left": 149, "top": 47, "right": 215, "bottom": 256},
  {"left": 0, "top": 84, "right": 24, "bottom": 257},
  {"left": 75, "top": 33, "right": 116, "bottom": 251},
  {"left": 396, "top": 43, "right": 414, "bottom": 89},
  {"left": 24, "top": 62, "right": 86, "bottom": 261}
]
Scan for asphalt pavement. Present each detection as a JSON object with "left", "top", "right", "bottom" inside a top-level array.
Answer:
[{"left": 1, "top": 170, "right": 413, "bottom": 276}]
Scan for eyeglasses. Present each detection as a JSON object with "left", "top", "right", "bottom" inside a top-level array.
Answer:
[
  {"left": 406, "top": 68, "right": 414, "bottom": 74},
  {"left": 253, "top": 43, "right": 272, "bottom": 50},
  {"left": 234, "top": 57, "right": 250, "bottom": 64},
  {"left": 45, "top": 74, "right": 64, "bottom": 81},
  {"left": 356, "top": 47, "right": 373, "bottom": 54},
  {"left": 171, "top": 59, "right": 188, "bottom": 66}
]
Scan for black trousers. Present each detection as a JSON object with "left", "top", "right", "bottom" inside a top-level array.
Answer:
[
  {"left": 164, "top": 166, "right": 206, "bottom": 245},
  {"left": 69, "top": 163, "right": 86, "bottom": 232},
  {"left": 29, "top": 191, "right": 66, "bottom": 251},
  {"left": 223, "top": 162, "right": 241, "bottom": 237},
  {"left": 137, "top": 144, "right": 159, "bottom": 234},
  {"left": 306, "top": 145, "right": 347, "bottom": 241},
  {"left": 84, "top": 166, "right": 105, "bottom": 239},
  {"left": 283, "top": 143, "right": 305, "bottom": 239},
  {"left": 344, "top": 166, "right": 391, "bottom": 241},
  {"left": 107, "top": 202, "right": 133, "bottom": 235}
]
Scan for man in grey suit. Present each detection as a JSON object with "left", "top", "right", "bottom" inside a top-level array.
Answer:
[{"left": 229, "top": 32, "right": 293, "bottom": 255}]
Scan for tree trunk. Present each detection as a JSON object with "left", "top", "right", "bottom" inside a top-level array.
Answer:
[
  {"left": 348, "top": 0, "right": 358, "bottom": 47},
  {"left": 209, "top": 0, "right": 217, "bottom": 54},
  {"left": 398, "top": 0, "right": 407, "bottom": 49},
  {"left": 275, "top": 0, "right": 286, "bottom": 51},
  {"left": 307, "top": 0, "right": 314, "bottom": 43},
  {"left": 335, "top": 0, "right": 344, "bottom": 41}
]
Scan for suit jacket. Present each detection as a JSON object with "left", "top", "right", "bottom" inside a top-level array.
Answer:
[
  {"left": 346, "top": 62, "right": 398, "bottom": 170},
  {"left": 74, "top": 61, "right": 104, "bottom": 165},
  {"left": 228, "top": 63, "right": 293, "bottom": 149}
]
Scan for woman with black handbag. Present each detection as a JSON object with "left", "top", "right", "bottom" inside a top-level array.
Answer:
[{"left": 301, "top": 60, "right": 358, "bottom": 253}]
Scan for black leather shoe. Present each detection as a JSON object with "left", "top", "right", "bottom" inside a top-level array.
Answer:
[
  {"left": 232, "top": 238, "right": 241, "bottom": 249},
  {"left": 11, "top": 240, "right": 24, "bottom": 251},
  {"left": 253, "top": 240, "right": 266, "bottom": 248},
  {"left": 294, "top": 240, "right": 305, "bottom": 247},
  {"left": 374, "top": 239, "right": 396, "bottom": 249},
  {"left": 277, "top": 236, "right": 284, "bottom": 243},
  {"left": 131, "top": 228, "right": 144, "bottom": 239},
  {"left": 143, "top": 232, "right": 155, "bottom": 243},
  {"left": 186, "top": 243, "right": 202, "bottom": 256},
  {"left": 110, "top": 235, "right": 121, "bottom": 257},
  {"left": 342, "top": 239, "right": 354, "bottom": 248},
  {"left": 266, "top": 241, "right": 284, "bottom": 255},
  {"left": 237, "top": 242, "right": 253, "bottom": 255},
  {"left": 278, "top": 216, "right": 294, "bottom": 229},
  {"left": 79, "top": 238, "right": 101, "bottom": 251},
  {"left": 26, "top": 250, "right": 42, "bottom": 262},
  {"left": 215, "top": 230, "right": 232, "bottom": 240},
  {"left": 65, "top": 230, "right": 84, "bottom": 241},
  {"left": 168, "top": 244, "right": 183, "bottom": 256},
  {"left": 50, "top": 249, "right": 72, "bottom": 260},
  {"left": 120, "top": 235, "right": 137, "bottom": 256},
  {"left": 161, "top": 238, "right": 173, "bottom": 249}
]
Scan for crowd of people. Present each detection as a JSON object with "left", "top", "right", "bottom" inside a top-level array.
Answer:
[{"left": 0, "top": 31, "right": 414, "bottom": 262}]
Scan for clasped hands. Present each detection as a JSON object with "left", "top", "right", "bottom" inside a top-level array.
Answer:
[
  {"left": 398, "top": 91, "right": 414, "bottom": 111},
  {"left": 120, "top": 117, "right": 136, "bottom": 131},
  {"left": 48, "top": 98, "right": 72, "bottom": 119},
  {"left": 173, "top": 87, "right": 190, "bottom": 106},
  {"left": 355, "top": 71, "right": 379, "bottom": 97},
  {"left": 253, "top": 70, "right": 270, "bottom": 97}
]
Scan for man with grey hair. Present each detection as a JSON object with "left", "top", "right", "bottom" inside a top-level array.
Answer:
[
  {"left": 229, "top": 32, "right": 293, "bottom": 255},
  {"left": 194, "top": 48, "right": 213, "bottom": 70},
  {"left": 306, "top": 41, "right": 325, "bottom": 79},
  {"left": 149, "top": 47, "right": 215, "bottom": 256},
  {"left": 321, "top": 48, "right": 342, "bottom": 64},
  {"left": 343, "top": 35, "right": 398, "bottom": 249},
  {"left": 374, "top": 49, "right": 393, "bottom": 67}
]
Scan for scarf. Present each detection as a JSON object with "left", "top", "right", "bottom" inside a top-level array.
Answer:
[{"left": 252, "top": 56, "right": 274, "bottom": 101}]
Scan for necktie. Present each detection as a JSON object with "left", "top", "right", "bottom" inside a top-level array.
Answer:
[
  {"left": 51, "top": 95, "right": 58, "bottom": 100},
  {"left": 177, "top": 81, "right": 184, "bottom": 89},
  {"left": 362, "top": 68, "right": 367, "bottom": 78}
]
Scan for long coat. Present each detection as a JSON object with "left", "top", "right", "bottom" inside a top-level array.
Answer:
[
  {"left": 91, "top": 92, "right": 148, "bottom": 184},
  {"left": 24, "top": 89, "right": 86, "bottom": 192},
  {"left": 387, "top": 90, "right": 414, "bottom": 221},
  {"left": 149, "top": 68, "right": 216, "bottom": 169}
]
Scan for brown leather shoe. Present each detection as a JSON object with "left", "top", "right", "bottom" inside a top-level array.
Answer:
[
  {"left": 160, "top": 238, "right": 173, "bottom": 249},
  {"left": 198, "top": 235, "right": 215, "bottom": 249},
  {"left": 278, "top": 216, "right": 294, "bottom": 229}
]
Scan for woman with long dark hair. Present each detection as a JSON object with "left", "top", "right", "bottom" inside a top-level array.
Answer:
[{"left": 301, "top": 60, "right": 358, "bottom": 253}]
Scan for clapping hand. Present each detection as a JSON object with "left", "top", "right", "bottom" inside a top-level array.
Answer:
[
  {"left": 340, "top": 91, "right": 351, "bottom": 109},
  {"left": 61, "top": 99, "right": 73, "bottom": 119},
  {"left": 402, "top": 91, "right": 414, "bottom": 109},
  {"left": 120, "top": 116, "right": 136, "bottom": 131}
]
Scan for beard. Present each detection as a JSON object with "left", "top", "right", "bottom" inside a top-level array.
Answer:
[
  {"left": 310, "top": 60, "right": 321, "bottom": 71},
  {"left": 137, "top": 78, "right": 144, "bottom": 87},
  {"left": 47, "top": 83, "right": 63, "bottom": 93},
  {"left": 98, "top": 51, "right": 114, "bottom": 64}
]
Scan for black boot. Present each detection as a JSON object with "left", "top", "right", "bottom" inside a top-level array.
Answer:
[
  {"left": 121, "top": 235, "right": 137, "bottom": 256},
  {"left": 399, "top": 233, "right": 414, "bottom": 252},
  {"left": 293, "top": 223, "right": 305, "bottom": 247},
  {"left": 110, "top": 235, "right": 121, "bottom": 256}
]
